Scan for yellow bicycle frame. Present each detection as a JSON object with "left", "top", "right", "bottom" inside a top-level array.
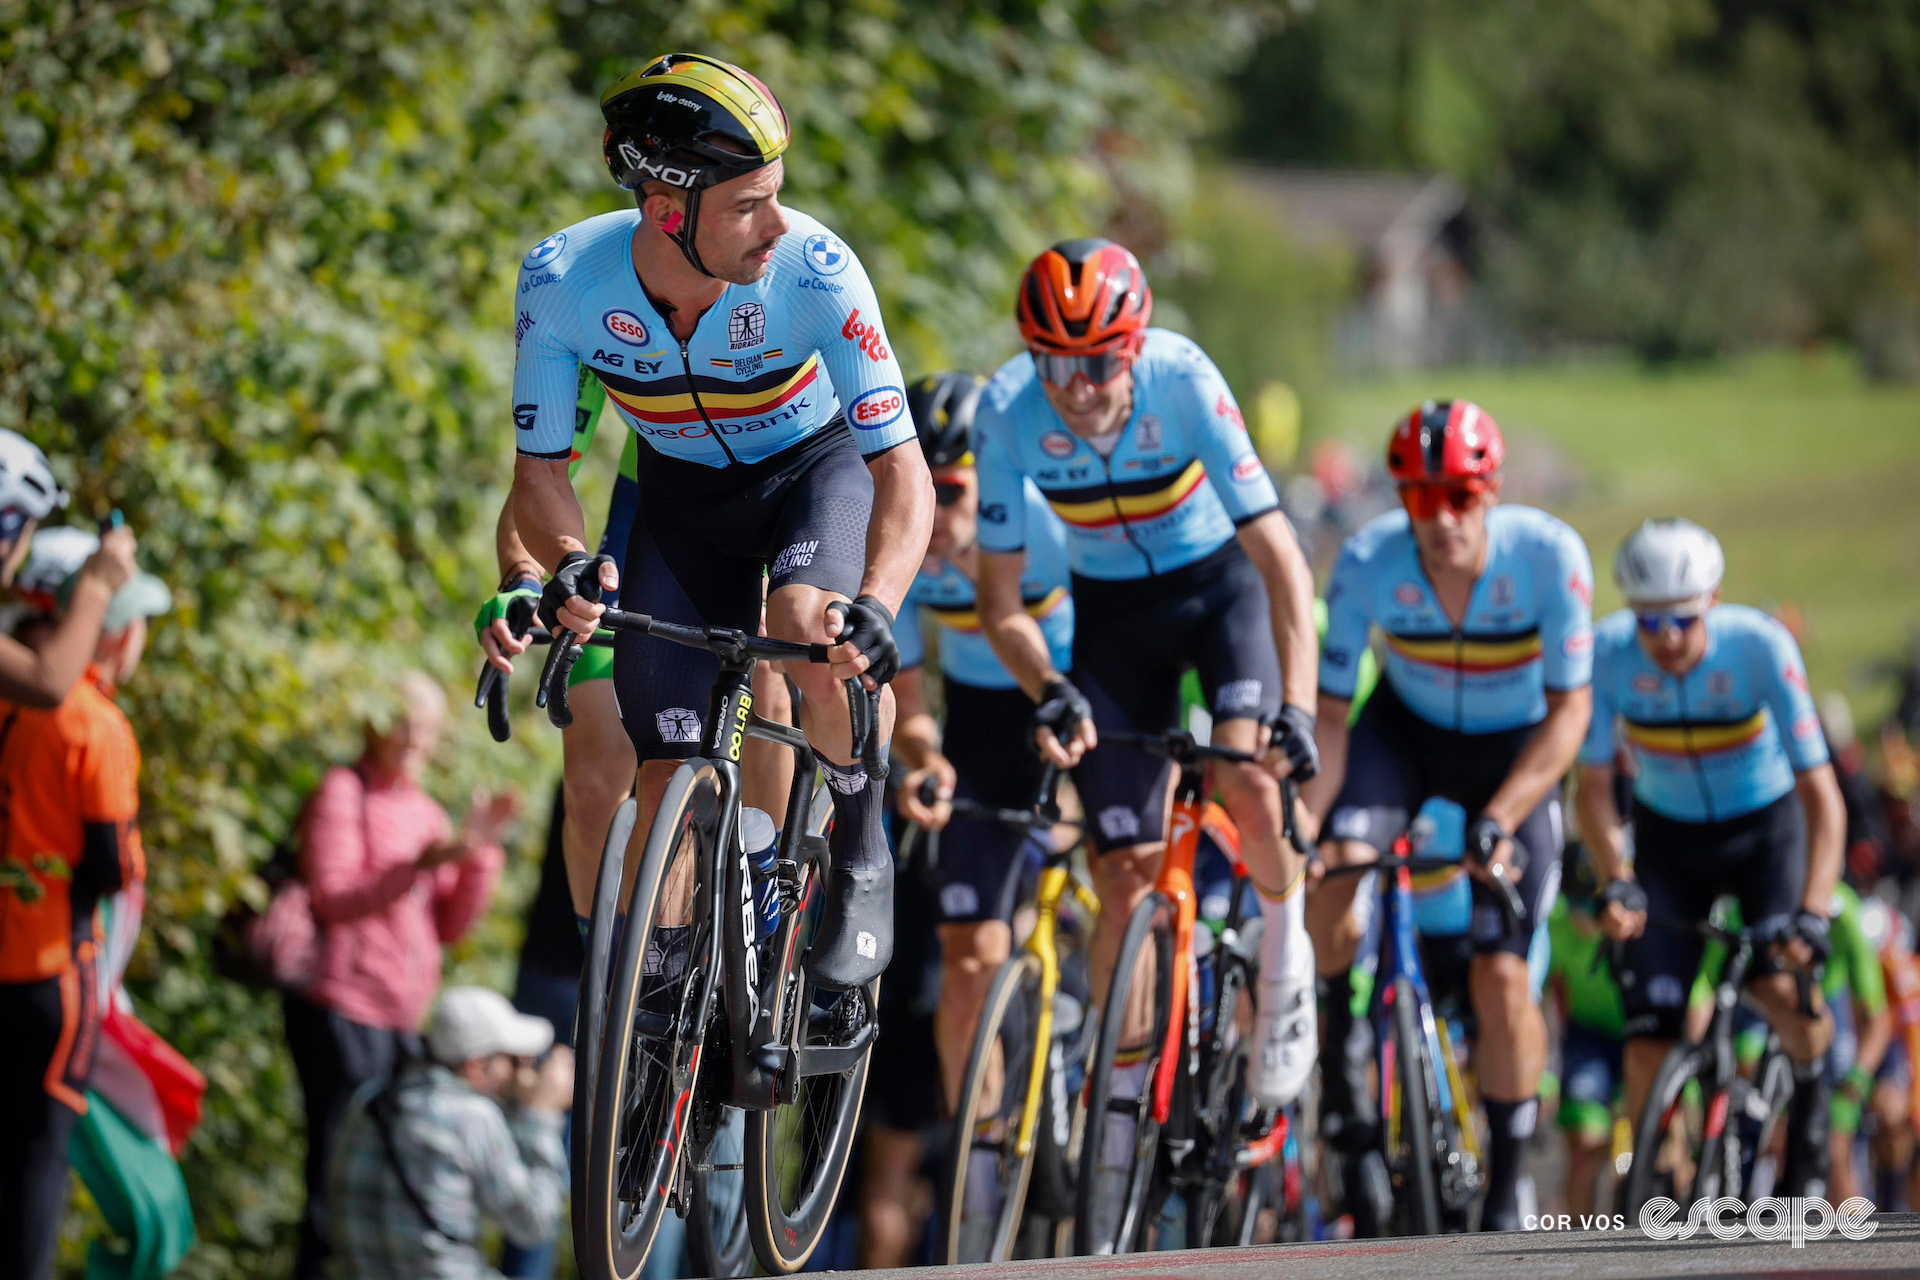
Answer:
[{"left": 1008, "top": 860, "right": 1101, "bottom": 1161}]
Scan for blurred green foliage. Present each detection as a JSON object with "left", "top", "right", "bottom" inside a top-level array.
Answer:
[
  {"left": 1228, "top": 0, "right": 1920, "bottom": 369},
  {"left": 0, "top": 1, "right": 1276, "bottom": 1273}
]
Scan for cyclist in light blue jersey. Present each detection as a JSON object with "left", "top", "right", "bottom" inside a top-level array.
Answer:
[
  {"left": 506, "top": 54, "right": 934, "bottom": 990},
  {"left": 1300, "top": 400, "right": 1595, "bottom": 1231},
  {"left": 1576, "top": 517, "right": 1845, "bottom": 1197},
  {"left": 884, "top": 372, "right": 1074, "bottom": 1116},
  {"left": 973, "top": 240, "right": 1324, "bottom": 1111}
]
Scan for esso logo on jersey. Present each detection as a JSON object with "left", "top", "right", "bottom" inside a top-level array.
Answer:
[
  {"left": 1563, "top": 630, "right": 1593, "bottom": 656},
  {"left": 523, "top": 232, "right": 566, "bottom": 270},
  {"left": 1633, "top": 673, "right": 1663, "bottom": 695},
  {"left": 848, "top": 386, "right": 905, "bottom": 431},
  {"left": 1230, "top": 454, "right": 1264, "bottom": 484},
  {"left": 1040, "top": 431, "right": 1077, "bottom": 459},
  {"left": 603, "top": 309, "right": 650, "bottom": 347},
  {"left": 1393, "top": 581, "right": 1424, "bottom": 607}
]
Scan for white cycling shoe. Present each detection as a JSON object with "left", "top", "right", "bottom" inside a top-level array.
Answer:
[{"left": 1248, "top": 946, "right": 1318, "bottom": 1109}]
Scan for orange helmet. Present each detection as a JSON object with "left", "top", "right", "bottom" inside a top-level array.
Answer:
[
  {"left": 1385, "top": 399, "right": 1504, "bottom": 483},
  {"left": 1016, "top": 239, "right": 1152, "bottom": 355}
]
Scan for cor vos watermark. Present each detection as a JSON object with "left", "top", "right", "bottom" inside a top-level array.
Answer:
[{"left": 1524, "top": 1197, "right": 1878, "bottom": 1249}]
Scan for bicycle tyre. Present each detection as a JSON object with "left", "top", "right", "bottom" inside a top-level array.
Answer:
[
  {"left": 1387, "top": 976, "right": 1442, "bottom": 1236},
  {"left": 941, "top": 952, "right": 1047, "bottom": 1265},
  {"left": 580, "top": 762, "right": 723, "bottom": 1280},
  {"left": 1187, "top": 946, "right": 1254, "bottom": 1248},
  {"left": 687, "top": 1109, "right": 751, "bottom": 1278},
  {"left": 745, "top": 814, "right": 878, "bottom": 1273},
  {"left": 1742, "top": 1040, "right": 1796, "bottom": 1198},
  {"left": 1622, "top": 1041, "right": 1717, "bottom": 1219},
  {"left": 1074, "top": 891, "right": 1174, "bottom": 1256}
]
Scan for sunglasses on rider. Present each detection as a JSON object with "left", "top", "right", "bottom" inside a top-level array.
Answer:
[
  {"left": 1635, "top": 608, "right": 1705, "bottom": 636},
  {"left": 933, "top": 480, "right": 969, "bottom": 508},
  {"left": 1398, "top": 479, "right": 1489, "bottom": 520},
  {"left": 1030, "top": 348, "right": 1133, "bottom": 390}
]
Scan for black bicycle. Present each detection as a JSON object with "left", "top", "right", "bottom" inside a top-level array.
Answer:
[
  {"left": 1619, "top": 914, "right": 1814, "bottom": 1218},
  {"left": 523, "top": 562, "right": 886, "bottom": 1279}
]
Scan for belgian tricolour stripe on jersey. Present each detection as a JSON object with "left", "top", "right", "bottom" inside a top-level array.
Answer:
[
  {"left": 1384, "top": 628, "right": 1544, "bottom": 674},
  {"left": 924, "top": 586, "right": 1068, "bottom": 635},
  {"left": 1623, "top": 711, "right": 1769, "bottom": 758},
  {"left": 594, "top": 355, "right": 820, "bottom": 428},
  {"left": 1038, "top": 460, "right": 1206, "bottom": 530}
]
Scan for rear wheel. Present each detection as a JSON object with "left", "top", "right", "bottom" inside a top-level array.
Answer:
[
  {"left": 1187, "top": 946, "right": 1255, "bottom": 1248},
  {"left": 1386, "top": 977, "right": 1441, "bottom": 1236},
  {"left": 686, "top": 1106, "right": 751, "bottom": 1277},
  {"left": 942, "top": 953, "right": 1047, "bottom": 1264},
  {"left": 571, "top": 794, "right": 638, "bottom": 1242},
  {"left": 579, "top": 764, "right": 721, "bottom": 1280},
  {"left": 745, "top": 816, "right": 877, "bottom": 1273},
  {"left": 1074, "top": 892, "right": 1174, "bottom": 1256}
]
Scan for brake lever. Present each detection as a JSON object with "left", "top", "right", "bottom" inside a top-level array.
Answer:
[
  {"left": 476, "top": 595, "right": 541, "bottom": 742},
  {"left": 539, "top": 555, "right": 615, "bottom": 729}
]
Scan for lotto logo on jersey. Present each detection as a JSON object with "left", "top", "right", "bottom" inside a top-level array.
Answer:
[
  {"left": 522, "top": 232, "right": 566, "bottom": 270},
  {"left": 847, "top": 386, "right": 905, "bottom": 430},
  {"left": 841, "top": 309, "right": 890, "bottom": 363},
  {"left": 1569, "top": 571, "right": 1593, "bottom": 607},
  {"left": 1215, "top": 393, "right": 1246, "bottom": 431},
  {"left": 1041, "top": 431, "right": 1076, "bottom": 459},
  {"left": 1230, "top": 454, "right": 1264, "bottom": 484},
  {"left": 804, "top": 233, "right": 851, "bottom": 276},
  {"left": 603, "top": 309, "right": 651, "bottom": 346}
]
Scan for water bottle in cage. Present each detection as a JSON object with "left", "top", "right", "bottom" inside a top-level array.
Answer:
[{"left": 742, "top": 806, "right": 781, "bottom": 941}]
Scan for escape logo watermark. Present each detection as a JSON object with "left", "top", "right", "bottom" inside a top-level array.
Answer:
[{"left": 1525, "top": 1197, "right": 1878, "bottom": 1249}]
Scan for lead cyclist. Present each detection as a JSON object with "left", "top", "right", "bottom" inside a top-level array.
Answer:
[{"left": 506, "top": 53, "right": 933, "bottom": 989}]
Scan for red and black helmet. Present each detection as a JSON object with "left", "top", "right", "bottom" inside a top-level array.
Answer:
[
  {"left": 1386, "top": 400, "right": 1504, "bottom": 483},
  {"left": 1016, "top": 239, "right": 1152, "bottom": 354}
]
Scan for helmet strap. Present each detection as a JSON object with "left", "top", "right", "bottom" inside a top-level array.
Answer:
[{"left": 666, "top": 186, "right": 714, "bottom": 279}]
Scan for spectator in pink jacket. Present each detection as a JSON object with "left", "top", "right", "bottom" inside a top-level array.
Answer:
[{"left": 283, "top": 671, "right": 519, "bottom": 1280}]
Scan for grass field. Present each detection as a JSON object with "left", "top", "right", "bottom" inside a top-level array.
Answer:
[{"left": 1325, "top": 350, "right": 1920, "bottom": 728}]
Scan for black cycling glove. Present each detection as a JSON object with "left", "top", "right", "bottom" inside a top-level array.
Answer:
[
  {"left": 829, "top": 595, "right": 900, "bottom": 685},
  {"left": 1266, "top": 703, "right": 1320, "bottom": 780},
  {"left": 1466, "top": 815, "right": 1525, "bottom": 876},
  {"left": 539, "top": 551, "right": 596, "bottom": 637},
  {"left": 1596, "top": 878, "right": 1648, "bottom": 916},
  {"left": 1792, "top": 908, "right": 1832, "bottom": 964},
  {"left": 1032, "top": 677, "right": 1091, "bottom": 753}
]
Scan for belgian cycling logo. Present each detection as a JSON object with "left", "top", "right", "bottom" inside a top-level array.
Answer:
[
  {"left": 1214, "top": 679, "right": 1264, "bottom": 713},
  {"left": 655, "top": 708, "right": 701, "bottom": 744},
  {"left": 770, "top": 540, "right": 819, "bottom": 577},
  {"left": 1136, "top": 414, "right": 1162, "bottom": 451},
  {"left": 1098, "top": 806, "right": 1141, "bottom": 842},
  {"left": 603, "top": 309, "right": 651, "bottom": 347},
  {"left": 1041, "top": 431, "right": 1077, "bottom": 459},
  {"left": 523, "top": 232, "right": 566, "bottom": 271},
  {"left": 847, "top": 386, "right": 904, "bottom": 431},
  {"left": 803, "top": 233, "right": 849, "bottom": 276},
  {"left": 729, "top": 302, "right": 766, "bottom": 350}
]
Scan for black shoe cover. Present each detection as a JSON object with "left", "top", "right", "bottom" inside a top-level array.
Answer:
[{"left": 804, "top": 860, "right": 894, "bottom": 990}]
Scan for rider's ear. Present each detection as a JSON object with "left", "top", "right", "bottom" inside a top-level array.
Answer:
[{"left": 641, "top": 185, "right": 684, "bottom": 229}]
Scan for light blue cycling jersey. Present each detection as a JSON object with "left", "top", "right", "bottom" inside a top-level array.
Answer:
[
  {"left": 1321, "top": 505, "right": 1595, "bottom": 733},
  {"left": 511, "top": 207, "right": 915, "bottom": 467},
  {"left": 972, "top": 329, "right": 1280, "bottom": 580},
  {"left": 896, "top": 480, "right": 1073, "bottom": 690},
  {"left": 1581, "top": 604, "right": 1829, "bottom": 824}
]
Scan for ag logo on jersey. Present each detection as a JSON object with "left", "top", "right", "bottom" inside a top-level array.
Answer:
[
  {"left": 847, "top": 386, "right": 905, "bottom": 431},
  {"left": 729, "top": 302, "right": 766, "bottom": 351},
  {"left": 803, "top": 233, "right": 850, "bottom": 276},
  {"left": 1041, "top": 431, "right": 1076, "bottom": 459},
  {"left": 523, "top": 232, "right": 566, "bottom": 270},
  {"left": 603, "top": 309, "right": 650, "bottom": 347}
]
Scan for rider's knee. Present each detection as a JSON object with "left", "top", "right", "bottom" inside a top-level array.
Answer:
[
  {"left": 1091, "top": 845, "right": 1158, "bottom": 907},
  {"left": 1468, "top": 951, "right": 1533, "bottom": 1016},
  {"left": 937, "top": 923, "right": 1011, "bottom": 980}
]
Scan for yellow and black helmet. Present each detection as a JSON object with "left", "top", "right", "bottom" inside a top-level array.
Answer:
[{"left": 600, "top": 53, "right": 790, "bottom": 192}]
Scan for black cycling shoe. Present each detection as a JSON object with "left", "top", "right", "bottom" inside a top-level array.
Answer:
[
  {"left": 1318, "top": 980, "right": 1380, "bottom": 1155},
  {"left": 804, "top": 860, "right": 894, "bottom": 991},
  {"left": 1780, "top": 1069, "right": 1832, "bottom": 1199}
]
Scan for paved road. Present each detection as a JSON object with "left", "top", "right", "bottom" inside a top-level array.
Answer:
[{"left": 837, "top": 1213, "right": 1920, "bottom": 1279}]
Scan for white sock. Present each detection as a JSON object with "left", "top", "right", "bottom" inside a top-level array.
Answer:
[
  {"left": 1109, "top": 1055, "right": 1150, "bottom": 1101},
  {"left": 1257, "top": 868, "right": 1309, "bottom": 986}
]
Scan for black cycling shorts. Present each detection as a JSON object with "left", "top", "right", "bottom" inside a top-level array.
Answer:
[
  {"left": 1324, "top": 679, "right": 1563, "bottom": 958},
  {"left": 614, "top": 422, "right": 877, "bottom": 762},
  {"left": 933, "top": 681, "right": 1050, "bottom": 925},
  {"left": 1070, "top": 540, "right": 1283, "bottom": 855},
  {"left": 1619, "top": 790, "right": 1806, "bottom": 1041}
]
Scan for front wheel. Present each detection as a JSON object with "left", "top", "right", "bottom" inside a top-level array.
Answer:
[
  {"left": 942, "top": 953, "right": 1047, "bottom": 1265},
  {"left": 1622, "top": 1041, "right": 1718, "bottom": 1219},
  {"left": 1074, "top": 892, "right": 1174, "bottom": 1256},
  {"left": 1385, "top": 977, "right": 1441, "bottom": 1236}
]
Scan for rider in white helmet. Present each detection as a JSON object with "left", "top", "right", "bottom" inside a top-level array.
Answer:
[
  {"left": 0, "top": 431, "right": 139, "bottom": 708},
  {"left": 1577, "top": 516, "right": 1847, "bottom": 1197}
]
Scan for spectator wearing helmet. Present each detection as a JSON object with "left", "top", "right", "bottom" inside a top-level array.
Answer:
[
  {"left": 1577, "top": 517, "right": 1847, "bottom": 1198},
  {"left": 1302, "top": 400, "right": 1595, "bottom": 1231},
  {"left": 0, "top": 436, "right": 139, "bottom": 708},
  {"left": 0, "top": 532, "right": 170, "bottom": 1280}
]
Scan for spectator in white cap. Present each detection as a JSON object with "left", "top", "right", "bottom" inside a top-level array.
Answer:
[
  {"left": 0, "top": 444, "right": 143, "bottom": 707},
  {"left": 327, "top": 986, "right": 572, "bottom": 1280}
]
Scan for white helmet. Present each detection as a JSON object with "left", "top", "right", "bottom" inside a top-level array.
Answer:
[
  {"left": 14, "top": 526, "right": 99, "bottom": 612},
  {"left": 1614, "top": 518, "right": 1724, "bottom": 606},
  {"left": 0, "top": 430, "right": 68, "bottom": 529}
]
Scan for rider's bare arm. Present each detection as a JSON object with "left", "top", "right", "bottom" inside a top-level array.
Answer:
[
  {"left": 494, "top": 497, "right": 544, "bottom": 585},
  {"left": 1575, "top": 763, "right": 1631, "bottom": 884},
  {"left": 1235, "top": 510, "right": 1319, "bottom": 715},
  {"left": 1298, "top": 696, "right": 1352, "bottom": 841},
  {"left": 977, "top": 549, "right": 1060, "bottom": 702},
  {"left": 892, "top": 665, "right": 941, "bottom": 773},
  {"left": 858, "top": 445, "right": 934, "bottom": 616},
  {"left": 1795, "top": 761, "right": 1846, "bottom": 916},
  {"left": 509, "top": 455, "right": 590, "bottom": 574},
  {"left": 1482, "top": 685, "right": 1592, "bottom": 839}
]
